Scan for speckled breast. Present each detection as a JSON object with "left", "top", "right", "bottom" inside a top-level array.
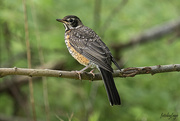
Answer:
[{"left": 65, "top": 30, "right": 90, "bottom": 66}]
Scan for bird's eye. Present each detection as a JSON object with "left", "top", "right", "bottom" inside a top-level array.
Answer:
[
  {"left": 69, "top": 19, "right": 74, "bottom": 22},
  {"left": 68, "top": 19, "right": 74, "bottom": 22},
  {"left": 67, "top": 18, "right": 78, "bottom": 27}
]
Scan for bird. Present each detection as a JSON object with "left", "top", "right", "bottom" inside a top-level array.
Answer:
[{"left": 56, "top": 15, "right": 121, "bottom": 106}]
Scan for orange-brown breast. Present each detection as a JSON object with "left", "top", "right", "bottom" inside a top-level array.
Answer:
[{"left": 65, "top": 31, "right": 90, "bottom": 66}]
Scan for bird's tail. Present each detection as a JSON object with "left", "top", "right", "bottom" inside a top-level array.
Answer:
[{"left": 99, "top": 67, "right": 121, "bottom": 106}]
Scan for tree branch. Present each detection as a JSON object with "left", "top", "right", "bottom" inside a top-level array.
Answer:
[
  {"left": 111, "top": 18, "right": 180, "bottom": 51},
  {"left": 0, "top": 61, "right": 65, "bottom": 93},
  {"left": 0, "top": 64, "right": 180, "bottom": 94},
  {"left": 0, "top": 64, "right": 180, "bottom": 80}
]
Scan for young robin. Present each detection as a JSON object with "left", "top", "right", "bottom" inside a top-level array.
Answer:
[{"left": 56, "top": 15, "right": 121, "bottom": 105}]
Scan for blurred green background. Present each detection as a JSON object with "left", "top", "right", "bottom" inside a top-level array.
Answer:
[{"left": 0, "top": 0, "right": 180, "bottom": 121}]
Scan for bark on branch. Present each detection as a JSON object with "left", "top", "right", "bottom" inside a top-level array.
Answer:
[{"left": 0, "top": 64, "right": 180, "bottom": 80}]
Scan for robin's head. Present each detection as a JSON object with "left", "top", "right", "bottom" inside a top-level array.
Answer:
[{"left": 56, "top": 15, "right": 83, "bottom": 31}]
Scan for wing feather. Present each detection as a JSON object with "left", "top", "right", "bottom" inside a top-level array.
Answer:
[{"left": 69, "top": 27, "right": 114, "bottom": 72}]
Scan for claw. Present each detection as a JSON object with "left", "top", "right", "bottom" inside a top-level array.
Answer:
[
  {"left": 73, "top": 65, "right": 96, "bottom": 80},
  {"left": 73, "top": 65, "right": 92, "bottom": 80},
  {"left": 75, "top": 70, "right": 82, "bottom": 80},
  {"left": 89, "top": 69, "right": 95, "bottom": 80}
]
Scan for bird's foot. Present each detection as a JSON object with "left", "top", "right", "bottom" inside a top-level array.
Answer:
[
  {"left": 89, "top": 69, "right": 95, "bottom": 80},
  {"left": 74, "top": 70, "right": 83, "bottom": 80}
]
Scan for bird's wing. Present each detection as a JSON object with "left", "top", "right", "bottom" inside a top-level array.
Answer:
[{"left": 69, "top": 27, "right": 113, "bottom": 72}]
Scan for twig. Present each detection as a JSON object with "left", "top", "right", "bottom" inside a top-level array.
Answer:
[
  {"left": 100, "top": 0, "right": 128, "bottom": 37},
  {"left": 0, "top": 64, "right": 180, "bottom": 79},
  {"left": 30, "top": 0, "right": 50, "bottom": 120},
  {"left": 22, "top": 0, "right": 36, "bottom": 120},
  {"left": 93, "top": 0, "right": 101, "bottom": 31}
]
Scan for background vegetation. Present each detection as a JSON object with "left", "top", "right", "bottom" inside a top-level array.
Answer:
[{"left": 0, "top": 0, "right": 180, "bottom": 121}]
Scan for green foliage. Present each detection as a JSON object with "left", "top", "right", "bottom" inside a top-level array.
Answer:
[{"left": 0, "top": 0, "right": 180, "bottom": 121}]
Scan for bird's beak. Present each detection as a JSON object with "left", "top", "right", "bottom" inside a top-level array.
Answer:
[{"left": 56, "top": 19, "right": 64, "bottom": 23}]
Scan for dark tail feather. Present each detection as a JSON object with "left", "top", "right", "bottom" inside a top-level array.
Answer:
[{"left": 99, "top": 67, "right": 121, "bottom": 106}]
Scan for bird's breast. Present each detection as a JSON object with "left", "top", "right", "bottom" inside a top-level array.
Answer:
[{"left": 65, "top": 30, "right": 90, "bottom": 66}]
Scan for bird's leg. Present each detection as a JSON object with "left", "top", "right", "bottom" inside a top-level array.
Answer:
[
  {"left": 80, "top": 65, "right": 91, "bottom": 72},
  {"left": 75, "top": 64, "right": 91, "bottom": 80}
]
